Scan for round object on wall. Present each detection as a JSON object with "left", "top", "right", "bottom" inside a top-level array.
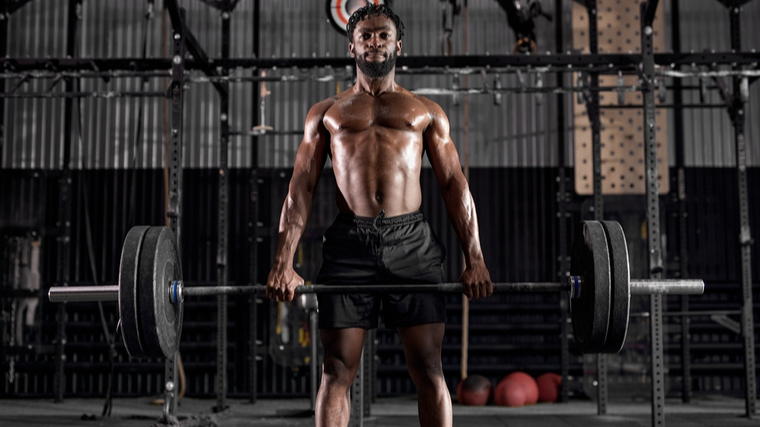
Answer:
[{"left": 326, "top": 0, "right": 386, "bottom": 35}]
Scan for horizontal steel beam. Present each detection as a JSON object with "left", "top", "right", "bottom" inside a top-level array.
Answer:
[{"left": 4, "top": 52, "right": 760, "bottom": 73}]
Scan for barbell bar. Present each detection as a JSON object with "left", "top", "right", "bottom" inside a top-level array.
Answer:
[
  {"left": 47, "top": 221, "right": 704, "bottom": 359},
  {"left": 48, "top": 280, "right": 703, "bottom": 302}
]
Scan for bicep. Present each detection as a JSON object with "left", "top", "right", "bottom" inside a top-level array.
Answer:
[
  {"left": 290, "top": 107, "right": 330, "bottom": 193},
  {"left": 425, "top": 113, "right": 464, "bottom": 189}
]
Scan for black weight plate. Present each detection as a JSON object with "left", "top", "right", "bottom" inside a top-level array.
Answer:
[
  {"left": 570, "top": 221, "right": 611, "bottom": 354},
  {"left": 138, "top": 227, "right": 183, "bottom": 359},
  {"left": 601, "top": 221, "right": 631, "bottom": 354},
  {"left": 118, "top": 226, "right": 150, "bottom": 359}
]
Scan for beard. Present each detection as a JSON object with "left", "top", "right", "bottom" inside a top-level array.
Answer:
[{"left": 355, "top": 50, "right": 397, "bottom": 79}]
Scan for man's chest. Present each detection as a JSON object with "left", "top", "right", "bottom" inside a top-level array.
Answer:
[{"left": 324, "top": 95, "right": 429, "bottom": 134}]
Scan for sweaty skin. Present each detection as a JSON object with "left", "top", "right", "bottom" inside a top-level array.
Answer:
[{"left": 266, "top": 12, "right": 492, "bottom": 427}]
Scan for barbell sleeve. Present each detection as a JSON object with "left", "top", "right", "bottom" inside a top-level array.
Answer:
[
  {"left": 48, "top": 285, "right": 119, "bottom": 303},
  {"left": 629, "top": 279, "right": 705, "bottom": 295}
]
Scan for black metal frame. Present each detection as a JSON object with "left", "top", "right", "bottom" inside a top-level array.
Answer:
[
  {"left": 162, "top": 2, "right": 187, "bottom": 419},
  {"left": 215, "top": 0, "right": 232, "bottom": 412},
  {"left": 639, "top": 3, "right": 666, "bottom": 426},
  {"left": 52, "top": 0, "right": 82, "bottom": 403},
  {"left": 0, "top": 1, "right": 6, "bottom": 167},
  {"left": 3, "top": 51, "right": 760, "bottom": 74},
  {"left": 575, "top": 0, "right": 610, "bottom": 415},
  {"left": 724, "top": 1, "right": 757, "bottom": 418},
  {"left": 554, "top": 0, "right": 571, "bottom": 405},
  {"left": 249, "top": 0, "right": 261, "bottom": 405},
  {"left": 670, "top": 0, "right": 693, "bottom": 406}
]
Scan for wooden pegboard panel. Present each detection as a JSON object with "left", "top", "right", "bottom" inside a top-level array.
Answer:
[{"left": 572, "top": 0, "right": 669, "bottom": 195}]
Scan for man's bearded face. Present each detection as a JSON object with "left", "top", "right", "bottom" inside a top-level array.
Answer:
[{"left": 354, "top": 48, "right": 397, "bottom": 79}]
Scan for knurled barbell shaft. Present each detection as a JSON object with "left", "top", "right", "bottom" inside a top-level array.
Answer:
[
  {"left": 185, "top": 282, "right": 565, "bottom": 297},
  {"left": 180, "top": 279, "right": 704, "bottom": 298},
  {"left": 47, "top": 278, "right": 705, "bottom": 304}
]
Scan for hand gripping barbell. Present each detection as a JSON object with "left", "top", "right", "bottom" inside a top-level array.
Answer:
[{"left": 48, "top": 221, "right": 704, "bottom": 359}]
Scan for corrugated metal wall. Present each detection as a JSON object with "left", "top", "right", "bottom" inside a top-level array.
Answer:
[
  {"left": 3, "top": 0, "right": 760, "bottom": 169},
  {"left": 254, "top": 0, "right": 563, "bottom": 168},
  {"left": 4, "top": 0, "right": 557, "bottom": 169},
  {"left": 674, "top": 0, "right": 760, "bottom": 167}
]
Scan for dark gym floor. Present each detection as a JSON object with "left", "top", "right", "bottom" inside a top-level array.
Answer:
[{"left": 0, "top": 394, "right": 757, "bottom": 427}]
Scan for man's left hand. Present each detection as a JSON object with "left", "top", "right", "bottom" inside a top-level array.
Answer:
[{"left": 459, "top": 261, "right": 492, "bottom": 300}]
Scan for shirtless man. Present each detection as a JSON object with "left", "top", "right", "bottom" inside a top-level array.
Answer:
[{"left": 266, "top": 4, "right": 492, "bottom": 427}]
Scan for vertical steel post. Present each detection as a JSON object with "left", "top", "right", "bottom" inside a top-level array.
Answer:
[
  {"left": 582, "top": 0, "right": 608, "bottom": 415},
  {"left": 363, "top": 330, "right": 373, "bottom": 417},
  {"left": 215, "top": 3, "right": 232, "bottom": 413},
  {"left": 248, "top": 0, "right": 261, "bottom": 404},
  {"left": 727, "top": 2, "right": 756, "bottom": 418},
  {"left": 640, "top": 2, "right": 664, "bottom": 425},
  {"left": 0, "top": 1, "right": 6, "bottom": 167},
  {"left": 585, "top": 0, "right": 603, "bottom": 222},
  {"left": 670, "top": 0, "right": 691, "bottom": 404},
  {"left": 555, "top": 0, "right": 571, "bottom": 404},
  {"left": 164, "top": 8, "right": 186, "bottom": 418},
  {"left": 350, "top": 349, "right": 364, "bottom": 427},
  {"left": 310, "top": 309, "right": 319, "bottom": 410},
  {"left": 54, "top": 0, "right": 81, "bottom": 403}
]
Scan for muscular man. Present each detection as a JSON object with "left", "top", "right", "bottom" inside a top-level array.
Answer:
[{"left": 266, "top": 4, "right": 492, "bottom": 427}]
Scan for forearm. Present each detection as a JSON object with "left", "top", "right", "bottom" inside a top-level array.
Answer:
[
  {"left": 441, "top": 176, "right": 485, "bottom": 267},
  {"left": 273, "top": 185, "right": 314, "bottom": 266}
]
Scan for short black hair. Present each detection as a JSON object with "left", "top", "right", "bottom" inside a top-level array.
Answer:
[{"left": 346, "top": 3, "right": 405, "bottom": 42}]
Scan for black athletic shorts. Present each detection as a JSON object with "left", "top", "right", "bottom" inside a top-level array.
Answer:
[{"left": 316, "top": 210, "right": 447, "bottom": 329}]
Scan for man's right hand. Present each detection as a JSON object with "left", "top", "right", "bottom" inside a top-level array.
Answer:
[
  {"left": 458, "top": 260, "right": 493, "bottom": 300},
  {"left": 266, "top": 263, "right": 304, "bottom": 302}
]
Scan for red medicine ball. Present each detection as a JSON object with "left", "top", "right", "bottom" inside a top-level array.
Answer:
[
  {"left": 536, "top": 372, "right": 562, "bottom": 403},
  {"left": 495, "top": 371, "right": 539, "bottom": 407},
  {"left": 456, "top": 374, "right": 492, "bottom": 406}
]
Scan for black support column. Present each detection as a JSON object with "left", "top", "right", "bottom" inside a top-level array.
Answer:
[
  {"left": 555, "top": 0, "right": 571, "bottom": 404},
  {"left": 0, "top": 1, "right": 7, "bottom": 166},
  {"left": 54, "top": 0, "right": 82, "bottom": 403},
  {"left": 249, "top": 0, "right": 261, "bottom": 404},
  {"left": 670, "top": 0, "right": 692, "bottom": 405},
  {"left": 164, "top": 5, "right": 186, "bottom": 418},
  {"left": 727, "top": 1, "right": 756, "bottom": 418},
  {"left": 640, "top": 2, "right": 664, "bottom": 425},
  {"left": 579, "top": 0, "right": 608, "bottom": 415},
  {"left": 215, "top": 1, "right": 231, "bottom": 413},
  {"left": 0, "top": 2, "right": 5, "bottom": 382}
]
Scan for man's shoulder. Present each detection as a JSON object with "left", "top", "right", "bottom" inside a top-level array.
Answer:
[
  {"left": 405, "top": 92, "right": 447, "bottom": 121},
  {"left": 309, "top": 95, "right": 339, "bottom": 116},
  {"left": 402, "top": 89, "right": 444, "bottom": 114}
]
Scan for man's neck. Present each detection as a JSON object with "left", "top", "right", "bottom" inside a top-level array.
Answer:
[{"left": 354, "top": 70, "right": 397, "bottom": 96}]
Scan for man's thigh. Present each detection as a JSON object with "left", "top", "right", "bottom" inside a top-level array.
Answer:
[
  {"left": 320, "top": 327, "right": 367, "bottom": 375},
  {"left": 397, "top": 323, "right": 446, "bottom": 366}
]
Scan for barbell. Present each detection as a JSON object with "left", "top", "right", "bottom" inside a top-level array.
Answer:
[{"left": 48, "top": 220, "right": 704, "bottom": 359}]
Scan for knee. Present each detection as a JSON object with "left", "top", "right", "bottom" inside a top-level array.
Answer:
[
  {"left": 408, "top": 353, "right": 444, "bottom": 386},
  {"left": 322, "top": 357, "right": 358, "bottom": 387}
]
